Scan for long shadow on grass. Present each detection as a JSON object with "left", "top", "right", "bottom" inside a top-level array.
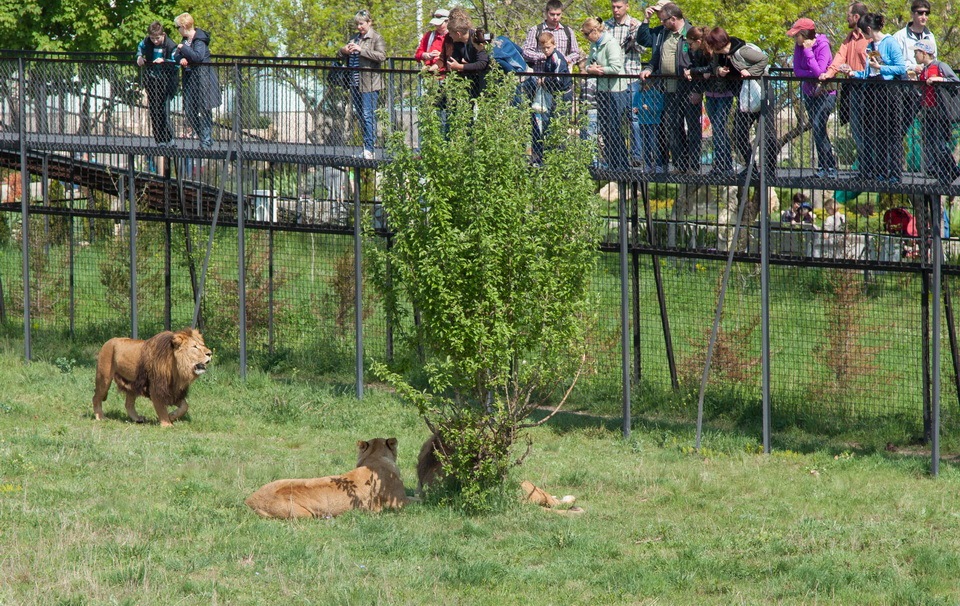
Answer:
[{"left": 530, "top": 403, "right": 947, "bottom": 464}]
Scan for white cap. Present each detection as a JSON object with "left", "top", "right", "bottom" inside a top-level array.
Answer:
[{"left": 429, "top": 9, "right": 449, "bottom": 26}]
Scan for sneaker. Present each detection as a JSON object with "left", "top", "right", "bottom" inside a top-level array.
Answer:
[
  {"left": 363, "top": 149, "right": 375, "bottom": 160},
  {"left": 708, "top": 167, "right": 735, "bottom": 176}
]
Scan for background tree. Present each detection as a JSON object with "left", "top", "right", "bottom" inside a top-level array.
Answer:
[
  {"left": 0, "top": 0, "right": 178, "bottom": 52},
  {"left": 371, "top": 71, "right": 601, "bottom": 511}
]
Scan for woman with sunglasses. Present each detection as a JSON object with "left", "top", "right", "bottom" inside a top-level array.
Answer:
[
  {"left": 892, "top": 0, "right": 936, "bottom": 171},
  {"left": 582, "top": 17, "right": 629, "bottom": 169}
]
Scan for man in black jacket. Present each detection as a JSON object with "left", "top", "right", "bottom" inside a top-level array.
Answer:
[
  {"left": 640, "top": 2, "right": 701, "bottom": 173},
  {"left": 175, "top": 13, "right": 222, "bottom": 149},
  {"left": 136, "top": 22, "right": 179, "bottom": 145}
]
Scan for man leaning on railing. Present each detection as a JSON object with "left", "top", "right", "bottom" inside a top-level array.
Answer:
[{"left": 136, "top": 21, "right": 179, "bottom": 146}]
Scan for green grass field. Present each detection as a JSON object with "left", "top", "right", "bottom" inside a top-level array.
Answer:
[{"left": 2, "top": 352, "right": 960, "bottom": 605}]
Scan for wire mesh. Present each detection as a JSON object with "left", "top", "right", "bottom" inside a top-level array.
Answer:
[{"left": 3, "top": 56, "right": 960, "bottom": 437}]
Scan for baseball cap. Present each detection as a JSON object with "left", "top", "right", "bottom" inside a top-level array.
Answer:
[
  {"left": 429, "top": 8, "right": 449, "bottom": 26},
  {"left": 913, "top": 39, "right": 936, "bottom": 55},
  {"left": 649, "top": 0, "right": 669, "bottom": 12},
  {"left": 786, "top": 18, "right": 816, "bottom": 37}
]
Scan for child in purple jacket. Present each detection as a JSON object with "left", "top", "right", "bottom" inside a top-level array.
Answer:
[{"left": 788, "top": 18, "right": 837, "bottom": 177}]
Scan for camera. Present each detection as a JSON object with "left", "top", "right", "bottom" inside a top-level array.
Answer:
[{"left": 473, "top": 29, "right": 493, "bottom": 45}]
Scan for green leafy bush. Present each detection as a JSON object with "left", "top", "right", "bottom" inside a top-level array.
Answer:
[{"left": 372, "top": 70, "right": 601, "bottom": 510}]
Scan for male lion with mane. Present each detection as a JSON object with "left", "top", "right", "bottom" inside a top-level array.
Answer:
[
  {"left": 245, "top": 437, "right": 410, "bottom": 518},
  {"left": 91, "top": 328, "right": 211, "bottom": 427}
]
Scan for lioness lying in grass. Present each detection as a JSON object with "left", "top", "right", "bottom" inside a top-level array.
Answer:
[{"left": 245, "top": 437, "right": 409, "bottom": 519}]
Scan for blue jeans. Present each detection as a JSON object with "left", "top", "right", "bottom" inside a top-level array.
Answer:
[
  {"left": 350, "top": 87, "right": 379, "bottom": 152},
  {"left": 531, "top": 87, "right": 573, "bottom": 161},
  {"left": 627, "top": 80, "right": 643, "bottom": 162},
  {"left": 663, "top": 89, "right": 702, "bottom": 172},
  {"left": 639, "top": 123, "right": 660, "bottom": 171},
  {"left": 184, "top": 92, "right": 213, "bottom": 146},
  {"left": 803, "top": 92, "right": 837, "bottom": 171},
  {"left": 705, "top": 95, "right": 733, "bottom": 171},
  {"left": 596, "top": 90, "right": 631, "bottom": 168}
]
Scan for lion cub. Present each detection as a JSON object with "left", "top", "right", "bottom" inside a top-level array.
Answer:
[{"left": 245, "top": 437, "right": 410, "bottom": 519}]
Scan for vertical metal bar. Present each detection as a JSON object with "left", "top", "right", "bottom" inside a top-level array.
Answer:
[
  {"left": 630, "top": 181, "right": 642, "bottom": 382},
  {"left": 354, "top": 166, "right": 364, "bottom": 400},
  {"left": 758, "top": 78, "right": 771, "bottom": 454},
  {"left": 385, "top": 234, "right": 394, "bottom": 362},
  {"left": 641, "top": 181, "right": 678, "bottom": 389},
  {"left": 235, "top": 64, "right": 247, "bottom": 379},
  {"left": 619, "top": 181, "right": 631, "bottom": 438},
  {"left": 268, "top": 227, "right": 275, "bottom": 354},
  {"left": 922, "top": 271, "right": 931, "bottom": 441},
  {"left": 932, "top": 194, "right": 942, "bottom": 476},
  {"left": 19, "top": 57, "right": 31, "bottom": 361},
  {"left": 68, "top": 196, "right": 75, "bottom": 337},
  {"left": 128, "top": 155, "right": 138, "bottom": 339},
  {"left": 164, "top": 157, "right": 172, "bottom": 331},
  {"left": 941, "top": 278, "right": 960, "bottom": 405}
]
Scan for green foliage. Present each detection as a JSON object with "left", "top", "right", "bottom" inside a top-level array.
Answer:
[
  {"left": 0, "top": 0, "right": 179, "bottom": 52},
  {"left": 97, "top": 212, "right": 167, "bottom": 317},
  {"left": 373, "top": 69, "right": 601, "bottom": 509},
  {"left": 5, "top": 354, "right": 960, "bottom": 604}
]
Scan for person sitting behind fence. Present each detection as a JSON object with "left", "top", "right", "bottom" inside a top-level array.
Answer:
[
  {"left": 781, "top": 192, "right": 803, "bottom": 223},
  {"left": 822, "top": 199, "right": 846, "bottom": 232},
  {"left": 530, "top": 31, "right": 573, "bottom": 164},
  {"left": 914, "top": 39, "right": 960, "bottom": 184},
  {"left": 821, "top": 198, "right": 847, "bottom": 257},
  {"left": 633, "top": 79, "right": 664, "bottom": 172}
]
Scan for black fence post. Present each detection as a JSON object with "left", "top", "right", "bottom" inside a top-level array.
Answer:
[
  {"left": 619, "top": 180, "right": 631, "bottom": 439},
  {"left": 19, "top": 56, "right": 31, "bottom": 361},
  {"left": 931, "top": 194, "right": 942, "bottom": 476},
  {"left": 354, "top": 166, "right": 364, "bottom": 400},
  {"left": 235, "top": 63, "right": 247, "bottom": 379},
  {"left": 128, "top": 154, "right": 138, "bottom": 339}
]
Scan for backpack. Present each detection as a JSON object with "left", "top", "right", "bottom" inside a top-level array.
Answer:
[
  {"left": 931, "top": 61, "right": 960, "bottom": 123},
  {"left": 535, "top": 23, "right": 573, "bottom": 56},
  {"left": 883, "top": 207, "right": 918, "bottom": 237},
  {"left": 491, "top": 35, "right": 529, "bottom": 73}
]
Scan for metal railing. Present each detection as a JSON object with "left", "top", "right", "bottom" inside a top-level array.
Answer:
[{"left": 1, "top": 54, "right": 959, "bottom": 468}]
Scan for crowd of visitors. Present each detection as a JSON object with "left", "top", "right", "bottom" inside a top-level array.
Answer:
[{"left": 133, "top": 1, "right": 960, "bottom": 182}]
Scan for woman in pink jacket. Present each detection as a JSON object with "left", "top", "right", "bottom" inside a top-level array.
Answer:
[{"left": 789, "top": 18, "right": 837, "bottom": 178}]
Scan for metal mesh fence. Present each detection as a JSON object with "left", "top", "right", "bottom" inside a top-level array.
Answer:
[{"left": 2, "top": 55, "right": 960, "bottom": 440}]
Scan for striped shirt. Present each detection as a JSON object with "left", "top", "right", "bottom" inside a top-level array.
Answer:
[{"left": 604, "top": 16, "right": 643, "bottom": 75}]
